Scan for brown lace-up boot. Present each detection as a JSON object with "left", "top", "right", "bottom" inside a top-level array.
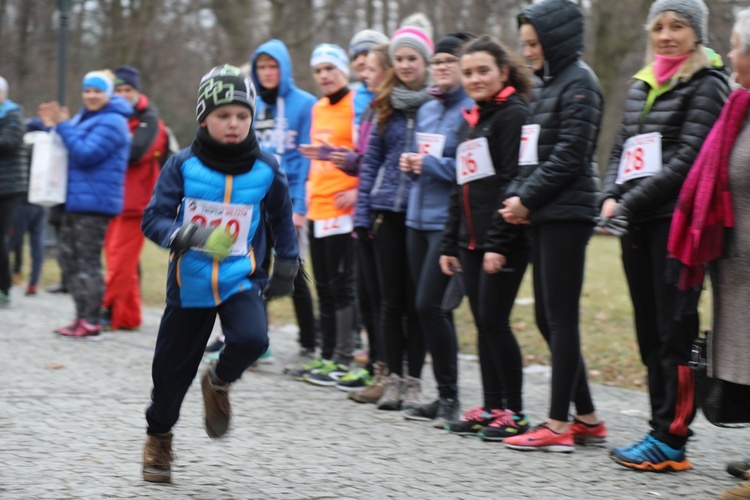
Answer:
[
  {"left": 142, "top": 432, "right": 173, "bottom": 483},
  {"left": 201, "top": 368, "right": 231, "bottom": 438},
  {"left": 349, "top": 361, "right": 388, "bottom": 404}
]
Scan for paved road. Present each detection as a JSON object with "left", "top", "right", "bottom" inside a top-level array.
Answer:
[{"left": 1, "top": 288, "right": 749, "bottom": 499}]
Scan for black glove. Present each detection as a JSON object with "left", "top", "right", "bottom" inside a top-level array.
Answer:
[
  {"left": 600, "top": 204, "right": 630, "bottom": 237},
  {"left": 264, "top": 258, "right": 299, "bottom": 300}
]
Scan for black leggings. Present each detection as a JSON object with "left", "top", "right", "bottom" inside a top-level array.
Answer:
[
  {"left": 355, "top": 232, "right": 382, "bottom": 365},
  {"left": 460, "top": 246, "right": 529, "bottom": 412},
  {"left": 308, "top": 225, "right": 354, "bottom": 363},
  {"left": 373, "top": 211, "right": 424, "bottom": 378},
  {"left": 0, "top": 194, "right": 21, "bottom": 295},
  {"left": 531, "top": 222, "right": 596, "bottom": 422},
  {"left": 408, "top": 228, "right": 457, "bottom": 399}
]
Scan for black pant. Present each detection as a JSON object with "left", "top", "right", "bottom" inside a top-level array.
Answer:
[
  {"left": 308, "top": 224, "right": 354, "bottom": 363},
  {"left": 355, "top": 232, "right": 382, "bottom": 365},
  {"left": 373, "top": 211, "right": 424, "bottom": 378},
  {"left": 408, "top": 228, "right": 457, "bottom": 399},
  {"left": 531, "top": 222, "right": 596, "bottom": 422},
  {"left": 621, "top": 219, "right": 697, "bottom": 448},
  {"left": 0, "top": 194, "right": 22, "bottom": 294},
  {"left": 292, "top": 262, "right": 316, "bottom": 350},
  {"left": 146, "top": 289, "right": 268, "bottom": 435},
  {"left": 460, "top": 246, "right": 529, "bottom": 411}
]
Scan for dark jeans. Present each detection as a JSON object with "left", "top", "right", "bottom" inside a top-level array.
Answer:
[
  {"left": 0, "top": 194, "right": 22, "bottom": 294},
  {"left": 460, "top": 246, "right": 529, "bottom": 412},
  {"left": 308, "top": 224, "right": 355, "bottom": 364},
  {"left": 408, "top": 228, "right": 457, "bottom": 399},
  {"left": 146, "top": 289, "right": 268, "bottom": 435},
  {"left": 531, "top": 222, "right": 596, "bottom": 422},
  {"left": 621, "top": 218, "right": 698, "bottom": 448},
  {"left": 10, "top": 203, "right": 49, "bottom": 287},
  {"left": 373, "top": 211, "right": 424, "bottom": 378}
]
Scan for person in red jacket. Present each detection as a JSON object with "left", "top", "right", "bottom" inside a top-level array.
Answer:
[{"left": 102, "top": 65, "right": 168, "bottom": 330}]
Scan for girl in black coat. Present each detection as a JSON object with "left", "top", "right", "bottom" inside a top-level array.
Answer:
[
  {"left": 438, "top": 35, "right": 532, "bottom": 441},
  {"left": 501, "top": 0, "right": 606, "bottom": 453}
]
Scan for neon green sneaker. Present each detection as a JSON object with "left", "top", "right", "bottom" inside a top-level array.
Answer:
[
  {"left": 335, "top": 368, "right": 372, "bottom": 392},
  {"left": 290, "top": 357, "right": 327, "bottom": 381}
]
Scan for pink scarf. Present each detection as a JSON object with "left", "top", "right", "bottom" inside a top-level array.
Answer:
[
  {"left": 668, "top": 89, "right": 750, "bottom": 290},
  {"left": 654, "top": 53, "right": 690, "bottom": 86}
]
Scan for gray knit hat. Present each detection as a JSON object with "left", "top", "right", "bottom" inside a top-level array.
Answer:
[
  {"left": 349, "top": 29, "right": 390, "bottom": 59},
  {"left": 647, "top": 0, "right": 709, "bottom": 44}
]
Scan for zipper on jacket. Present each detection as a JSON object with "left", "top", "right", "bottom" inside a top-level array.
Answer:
[
  {"left": 212, "top": 174, "right": 234, "bottom": 305},
  {"left": 394, "top": 116, "right": 415, "bottom": 212},
  {"left": 463, "top": 183, "right": 476, "bottom": 250},
  {"left": 417, "top": 108, "right": 448, "bottom": 228}
]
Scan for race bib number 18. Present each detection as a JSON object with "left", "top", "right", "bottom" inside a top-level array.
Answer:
[
  {"left": 615, "top": 132, "right": 662, "bottom": 184},
  {"left": 183, "top": 198, "right": 253, "bottom": 256}
]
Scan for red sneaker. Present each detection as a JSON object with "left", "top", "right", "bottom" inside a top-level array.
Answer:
[
  {"left": 504, "top": 422, "right": 575, "bottom": 453},
  {"left": 59, "top": 320, "right": 102, "bottom": 339},
  {"left": 570, "top": 419, "right": 607, "bottom": 445},
  {"left": 54, "top": 319, "right": 81, "bottom": 336}
]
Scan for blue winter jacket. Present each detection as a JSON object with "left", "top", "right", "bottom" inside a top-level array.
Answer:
[
  {"left": 355, "top": 111, "right": 417, "bottom": 229},
  {"left": 142, "top": 148, "right": 299, "bottom": 308},
  {"left": 251, "top": 39, "right": 316, "bottom": 216},
  {"left": 406, "top": 87, "right": 474, "bottom": 231},
  {"left": 353, "top": 84, "right": 375, "bottom": 126},
  {"left": 56, "top": 95, "right": 131, "bottom": 215}
]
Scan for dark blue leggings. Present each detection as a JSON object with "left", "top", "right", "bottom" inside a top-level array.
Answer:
[
  {"left": 11, "top": 203, "right": 49, "bottom": 287},
  {"left": 146, "top": 289, "right": 268, "bottom": 435},
  {"left": 460, "top": 246, "right": 529, "bottom": 412}
]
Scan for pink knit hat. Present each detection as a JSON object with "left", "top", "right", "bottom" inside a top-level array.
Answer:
[{"left": 389, "top": 15, "right": 434, "bottom": 62}]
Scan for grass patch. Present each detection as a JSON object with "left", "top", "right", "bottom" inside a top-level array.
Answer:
[{"left": 30, "top": 234, "right": 710, "bottom": 390}]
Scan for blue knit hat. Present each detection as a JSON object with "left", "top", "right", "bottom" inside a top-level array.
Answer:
[
  {"left": 310, "top": 44, "right": 350, "bottom": 77},
  {"left": 82, "top": 71, "right": 114, "bottom": 96},
  {"left": 114, "top": 65, "right": 140, "bottom": 91}
]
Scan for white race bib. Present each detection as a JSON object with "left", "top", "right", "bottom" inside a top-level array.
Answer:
[
  {"left": 416, "top": 133, "right": 446, "bottom": 158},
  {"left": 456, "top": 137, "right": 495, "bottom": 185},
  {"left": 519, "top": 124, "right": 540, "bottom": 166},
  {"left": 183, "top": 198, "right": 253, "bottom": 256},
  {"left": 314, "top": 214, "right": 353, "bottom": 238},
  {"left": 615, "top": 132, "right": 662, "bottom": 185}
]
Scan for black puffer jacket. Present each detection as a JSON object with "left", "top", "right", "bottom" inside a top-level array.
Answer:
[
  {"left": 0, "top": 102, "right": 27, "bottom": 198},
  {"left": 441, "top": 92, "right": 529, "bottom": 257},
  {"left": 601, "top": 61, "right": 729, "bottom": 223},
  {"left": 506, "top": 0, "right": 602, "bottom": 224}
]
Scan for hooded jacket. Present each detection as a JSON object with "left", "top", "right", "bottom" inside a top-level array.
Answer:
[
  {"left": 142, "top": 147, "right": 298, "bottom": 308},
  {"left": 601, "top": 52, "right": 729, "bottom": 223},
  {"left": 121, "top": 93, "right": 168, "bottom": 217},
  {"left": 406, "top": 86, "right": 474, "bottom": 231},
  {"left": 56, "top": 95, "right": 132, "bottom": 215},
  {"left": 0, "top": 99, "right": 27, "bottom": 198},
  {"left": 251, "top": 39, "right": 317, "bottom": 216},
  {"left": 506, "top": 0, "right": 603, "bottom": 224}
]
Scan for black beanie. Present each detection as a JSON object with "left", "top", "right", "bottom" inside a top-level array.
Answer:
[
  {"left": 196, "top": 64, "right": 257, "bottom": 123},
  {"left": 434, "top": 32, "right": 477, "bottom": 56}
]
